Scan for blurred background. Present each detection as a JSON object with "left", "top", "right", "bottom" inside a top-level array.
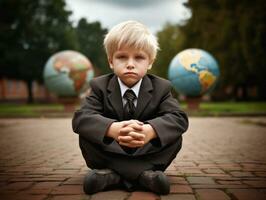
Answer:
[{"left": 0, "top": 0, "right": 265, "bottom": 117}]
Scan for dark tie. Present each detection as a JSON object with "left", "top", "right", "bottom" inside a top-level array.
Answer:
[
  {"left": 122, "top": 89, "right": 137, "bottom": 154},
  {"left": 123, "top": 89, "right": 136, "bottom": 120}
]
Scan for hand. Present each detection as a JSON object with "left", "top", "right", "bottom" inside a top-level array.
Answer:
[
  {"left": 118, "top": 131, "right": 145, "bottom": 148},
  {"left": 118, "top": 123, "right": 157, "bottom": 148},
  {"left": 106, "top": 120, "right": 143, "bottom": 141}
]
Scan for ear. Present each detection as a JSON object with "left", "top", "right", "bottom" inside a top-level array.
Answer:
[{"left": 108, "top": 57, "right": 114, "bottom": 69}]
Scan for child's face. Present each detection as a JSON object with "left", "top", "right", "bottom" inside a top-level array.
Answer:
[{"left": 109, "top": 46, "right": 152, "bottom": 87}]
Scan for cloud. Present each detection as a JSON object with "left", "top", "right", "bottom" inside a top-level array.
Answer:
[
  {"left": 89, "top": 0, "right": 173, "bottom": 8},
  {"left": 65, "top": 0, "right": 191, "bottom": 32}
]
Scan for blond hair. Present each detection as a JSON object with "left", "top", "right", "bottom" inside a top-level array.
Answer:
[{"left": 104, "top": 20, "right": 159, "bottom": 61}]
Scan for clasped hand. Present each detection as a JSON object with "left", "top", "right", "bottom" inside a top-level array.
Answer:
[{"left": 107, "top": 120, "right": 156, "bottom": 148}]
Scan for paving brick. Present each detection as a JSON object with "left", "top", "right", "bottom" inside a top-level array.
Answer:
[
  {"left": 161, "top": 194, "right": 196, "bottom": 200},
  {"left": 241, "top": 163, "right": 266, "bottom": 170},
  {"left": 196, "top": 189, "right": 230, "bottom": 200},
  {"left": 217, "top": 180, "right": 242, "bottom": 185},
  {"left": 185, "top": 173, "right": 231, "bottom": 178},
  {"left": 229, "top": 171, "right": 254, "bottom": 177},
  {"left": 50, "top": 195, "right": 90, "bottom": 200},
  {"left": 90, "top": 190, "right": 129, "bottom": 200},
  {"left": 228, "top": 189, "right": 266, "bottom": 200},
  {"left": 191, "top": 184, "right": 249, "bottom": 189},
  {"left": 177, "top": 168, "right": 203, "bottom": 174},
  {"left": 24, "top": 181, "right": 62, "bottom": 194},
  {"left": 187, "top": 177, "right": 216, "bottom": 184},
  {"left": 168, "top": 176, "right": 188, "bottom": 184},
  {"left": 242, "top": 180, "right": 266, "bottom": 188},
  {"left": 51, "top": 185, "right": 83, "bottom": 195},
  {"left": 52, "top": 170, "right": 80, "bottom": 174},
  {"left": 62, "top": 176, "right": 83, "bottom": 185},
  {"left": 128, "top": 191, "right": 160, "bottom": 200},
  {"left": 1, "top": 117, "right": 266, "bottom": 199},
  {"left": 170, "top": 184, "right": 193, "bottom": 193},
  {"left": 215, "top": 177, "right": 242, "bottom": 181},
  {"left": 9, "top": 176, "right": 67, "bottom": 182},
  {"left": 202, "top": 168, "right": 225, "bottom": 174},
  {"left": 31, "top": 182, "right": 61, "bottom": 189},
  {"left": 175, "top": 162, "right": 197, "bottom": 167},
  {"left": 165, "top": 170, "right": 180, "bottom": 176},
  {"left": 1, "top": 182, "right": 34, "bottom": 191},
  {"left": 0, "top": 194, "right": 48, "bottom": 200},
  {"left": 254, "top": 172, "right": 266, "bottom": 177}
]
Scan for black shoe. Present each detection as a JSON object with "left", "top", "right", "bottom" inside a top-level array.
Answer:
[
  {"left": 138, "top": 170, "right": 170, "bottom": 195},
  {"left": 83, "top": 169, "right": 121, "bottom": 194}
]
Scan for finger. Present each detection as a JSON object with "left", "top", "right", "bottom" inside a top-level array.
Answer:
[
  {"left": 119, "top": 127, "right": 134, "bottom": 135},
  {"left": 128, "top": 139, "right": 145, "bottom": 146},
  {"left": 118, "top": 135, "right": 134, "bottom": 142},
  {"left": 127, "top": 123, "right": 143, "bottom": 131},
  {"left": 128, "top": 132, "right": 145, "bottom": 140},
  {"left": 122, "top": 121, "right": 132, "bottom": 127},
  {"left": 123, "top": 120, "right": 143, "bottom": 127},
  {"left": 131, "top": 120, "right": 144, "bottom": 125}
]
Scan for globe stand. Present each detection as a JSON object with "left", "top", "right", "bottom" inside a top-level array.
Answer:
[
  {"left": 58, "top": 96, "right": 79, "bottom": 112},
  {"left": 186, "top": 96, "right": 201, "bottom": 110}
]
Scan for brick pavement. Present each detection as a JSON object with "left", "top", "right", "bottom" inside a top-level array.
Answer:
[{"left": 0, "top": 117, "right": 266, "bottom": 200}]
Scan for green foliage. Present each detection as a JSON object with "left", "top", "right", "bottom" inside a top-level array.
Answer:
[
  {"left": 75, "top": 18, "right": 110, "bottom": 74},
  {"left": 152, "top": 23, "right": 185, "bottom": 79},
  {"left": 0, "top": 0, "right": 76, "bottom": 80},
  {"left": 155, "top": 0, "right": 266, "bottom": 100},
  {"left": 0, "top": 0, "right": 109, "bottom": 103},
  {"left": 184, "top": 0, "right": 266, "bottom": 100},
  {"left": 0, "top": 0, "right": 77, "bottom": 103}
]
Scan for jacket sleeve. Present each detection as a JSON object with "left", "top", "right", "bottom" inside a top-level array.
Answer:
[
  {"left": 146, "top": 83, "right": 189, "bottom": 148},
  {"left": 72, "top": 81, "right": 116, "bottom": 145}
]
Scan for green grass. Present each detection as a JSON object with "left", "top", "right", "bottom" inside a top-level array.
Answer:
[
  {"left": 0, "top": 102, "right": 265, "bottom": 117},
  {"left": 0, "top": 103, "right": 65, "bottom": 117},
  {"left": 181, "top": 102, "right": 266, "bottom": 116}
]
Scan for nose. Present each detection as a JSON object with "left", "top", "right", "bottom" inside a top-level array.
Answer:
[{"left": 126, "top": 58, "right": 135, "bottom": 69}]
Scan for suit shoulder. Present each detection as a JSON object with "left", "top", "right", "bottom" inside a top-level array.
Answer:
[{"left": 90, "top": 73, "right": 114, "bottom": 89}]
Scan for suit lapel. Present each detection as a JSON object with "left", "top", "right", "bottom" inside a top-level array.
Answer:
[
  {"left": 135, "top": 75, "right": 153, "bottom": 118},
  {"left": 107, "top": 75, "right": 124, "bottom": 120}
]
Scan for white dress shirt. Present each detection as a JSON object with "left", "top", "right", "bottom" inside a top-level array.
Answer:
[{"left": 117, "top": 77, "right": 142, "bottom": 107}]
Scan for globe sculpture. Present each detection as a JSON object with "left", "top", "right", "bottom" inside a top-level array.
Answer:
[
  {"left": 43, "top": 50, "right": 94, "bottom": 97},
  {"left": 168, "top": 48, "right": 220, "bottom": 109},
  {"left": 168, "top": 48, "right": 220, "bottom": 97}
]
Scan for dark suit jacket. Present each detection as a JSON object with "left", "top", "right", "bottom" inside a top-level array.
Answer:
[{"left": 72, "top": 73, "right": 188, "bottom": 156}]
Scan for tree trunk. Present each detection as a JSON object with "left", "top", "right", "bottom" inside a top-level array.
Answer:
[
  {"left": 241, "top": 83, "right": 248, "bottom": 101},
  {"left": 26, "top": 80, "right": 34, "bottom": 104},
  {"left": 258, "top": 82, "right": 266, "bottom": 101}
]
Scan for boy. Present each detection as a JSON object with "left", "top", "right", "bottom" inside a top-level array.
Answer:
[{"left": 72, "top": 20, "right": 188, "bottom": 195}]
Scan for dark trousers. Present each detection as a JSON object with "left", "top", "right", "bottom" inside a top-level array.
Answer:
[{"left": 79, "top": 136, "right": 182, "bottom": 181}]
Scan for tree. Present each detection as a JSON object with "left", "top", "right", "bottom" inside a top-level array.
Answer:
[
  {"left": 177, "top": 0, "right": 266, "bottom": 100},
  {"left": 152, "top": 23, "right": 185, "bottom": 79},
  {"left": 0, "top": 0, "right": 78, "bottom": 103},
  {"left": 75, "top": 18, "right": 109, "bottom": 74}
]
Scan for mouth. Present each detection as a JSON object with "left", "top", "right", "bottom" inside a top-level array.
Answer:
[{"left": 124, "top": 72, "right": 138, "bottom": 76}]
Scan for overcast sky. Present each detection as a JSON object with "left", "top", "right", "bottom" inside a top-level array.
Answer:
[{"left": 65, "top": 0, "right": 191, "bottom": 33}]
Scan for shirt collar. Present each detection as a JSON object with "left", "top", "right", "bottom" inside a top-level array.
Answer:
[{"left": 117, "top": 77, "right": 142, "bottom": 98}]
